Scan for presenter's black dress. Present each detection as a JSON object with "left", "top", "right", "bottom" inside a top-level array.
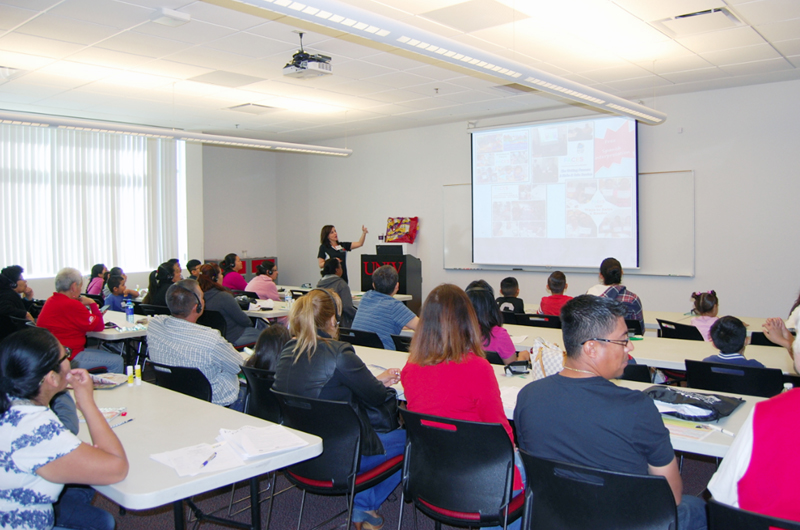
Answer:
[{"left": 318, "top": 242, "right": 352, "bottom": 283}]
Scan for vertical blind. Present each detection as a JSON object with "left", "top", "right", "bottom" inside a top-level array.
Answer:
[{"left": 0, "top": 123, "right": 184, "bottom": 278}]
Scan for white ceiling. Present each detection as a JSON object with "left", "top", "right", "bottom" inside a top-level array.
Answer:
[{"left": 0, "top": 0, "right": 798, "bottom": 143}]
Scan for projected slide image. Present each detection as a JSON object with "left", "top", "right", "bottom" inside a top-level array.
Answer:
[
  {"left": 531, "top": 125, "right": 568, "bottom": 157},
  {"left": 599, "top": 177, "right": 632, "bottom": 208},
  {"left": 532, "top": 157, "right": 559, "bottom": 183},
  {"left": 566, "top": 210, "right": 597, "bottom": 238},
  {"left": 598, "top": 211, "right": 633, "bottom": 238},
  {"left": 565, "top": 179, "right": 598, "bottom": 205}
]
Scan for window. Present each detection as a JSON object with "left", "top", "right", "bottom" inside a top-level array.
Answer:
[{"left": 0, "top": 123, "right": 185, "bottom": 277}]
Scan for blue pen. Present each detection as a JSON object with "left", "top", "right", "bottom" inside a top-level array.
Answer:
[
  {"left": 202, "top": 452, "right": 217, "bottom": 467},
  {"left": 110, "top": 418, "right": 134, "bottom": 429}
]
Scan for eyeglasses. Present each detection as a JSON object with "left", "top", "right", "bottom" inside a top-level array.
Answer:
[
  {"left": 581, "top": 338, "right": 630, "bottom": 348},
  {"left": 40, "top": 350, "right": 70, "bottom": 385}
]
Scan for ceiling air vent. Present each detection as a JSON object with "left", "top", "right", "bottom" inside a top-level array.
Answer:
[{"left": 654, "top": 7, "right": 743, "bottom": 37}]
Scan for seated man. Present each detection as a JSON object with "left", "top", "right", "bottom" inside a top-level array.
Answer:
[
  {"left": 37, "top": 267, "right": 124, "bottom": 373},
  {"left": 708, "top": 339, "right": 800, "bottom": 522},
  {"left": 351, "top": 265, "right": 419, "bottom": 350},
  {"left": 147, "top": 279, "right": 246, "bottom": 410},
  {"left": 703, "top": 316, "right": 764, "bottom": 367},
  {"left": 514, "top": 295, "right": 707, "bottom": 530}
]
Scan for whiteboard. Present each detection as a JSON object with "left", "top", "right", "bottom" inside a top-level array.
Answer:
[{"left": 443, "top": 171, "right": 694, "bottom": 277}]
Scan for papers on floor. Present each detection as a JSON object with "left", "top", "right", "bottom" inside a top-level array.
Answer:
[
  {"left": 217, "top": 425, "right": 309, "bottom": 459},
  {"left": 151, "top": 425, "right": 309, "bottom": 477},
  {"left": 151, "top": 442, "right": 244, "bottom": 477}
]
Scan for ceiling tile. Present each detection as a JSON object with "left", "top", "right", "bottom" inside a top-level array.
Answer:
[
  {"left": 15, "top": 14, "right": 120, "bottom": 45},
  {"left": 580, "top": 64, "right": 655, "bottom": 83},
  {"left": 0, "top": 33, "right": 85, "bottom": 59},
  {"left": 419, "top": 0, "right": 529, "bottom": 33},
  {"left": 0, "top": 50, "right": 55, "bottom": 70},
  {"left": 163, "top": 46, "right": 254, "bottom": 71},
  {"left": 178, "top": 2, "right": 265, "bottom": 30},
  {"left": 188, "top": 70, "right": 265, "bottom": 88},
  {"left": 0, "top": 4, "right": 37, "bottom": 31},
  {"left": 773, "top": 38, "right": 800, "bottom": 56},
  {"left": 719, "top": 56, "right": 794, "bottom": 75},
  {"left": 49, "top": 0, "right": 151, "bottom": 28},
  {"left": 603, "top": 75, "right": 674, "bottom": 91},
  {"left": 97, "top": 31, "right": 193, "bottom": 57},
  {"left": 133, "top": 19, "right": 238, "bottom": 45},
  {"left": 658, "top": 66, "right": 729, "bottom": 83},
  {"left": 332, "top": 59, "right": 397, "bottom": 80},
  {"left": 636, "top": 54, "right": 713, "bottom": 74},
  {"left": 611, "top": 0, "right": 726, "bottom": 22},
  {"left": 731, "top": 0, "right": 800, "bottom": 26},
  {"left": 0, "top": 80, "right": 67, "bottom": 101},
  {"left": 129, "top": 59, "right": 214, "bottom": 80},
  {"left": 361, "top": 52, "right": 430, "bottom": 72},
  {"left": 365, "top": 70, "right": 434, "bottom": 88},
  {"left": 755, "top": 19, "right": 800, "bottom": 42},
  {"left": 70, "top": 47, "right": 154, "bottom": 69},
  {"left": 0, "top": 0, "right": 62, "bottom": 9},
  {"left": 700, "top": 42, "right": 782, "bottom": 65},
  {"left": 204, "top": 33, "right": 296, "bottom": 58},
  {"left": 676, "top": 26, "right": 766, "bottom": 53}
]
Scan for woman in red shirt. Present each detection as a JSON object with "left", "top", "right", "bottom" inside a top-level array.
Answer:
[{"left": 400, "top": 284, "right": 524, "bottom": 498}]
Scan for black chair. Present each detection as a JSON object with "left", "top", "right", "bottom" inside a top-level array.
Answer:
[
  {"left": 271, "top": 390, "right": 403, "bottom": 530},
  {"left": 485, "top": 350, "right": 505, "bottom": 366},
  {"left": 149, "top": 361, "right": 212, "bottom": 402},
  {"left": 241, "top": 366, "right": 282, "bottom": 424},
  {"left": 625, "top": 319, "right": 644, "bottom": 336},
  {"left": 398, "top": 409, "right": 524, "bottom": 530},
  {"left": 139, "top": 304, "right": 171, "bottom": 316},
  {"left": 391, "top": 334, "right": 412, "bottom": 353},
  {"left": 338, "top": 327, "right": 385, "bottom": 349},
  {"left": 657, "top": 319, "right": 704, "bottom": 341},
  {"left": 749, "top": 331, "right": 785, "bottom": 347},
  {"left": 197, "top": 309, "right": 227, "bottom": 338},
  {"left": 514, "top": 314, "right": 561, "bottom": 329},
  {"left": 707, "top": 498, "right": 800, "bottom": 530},
  {"left": 620, "top": 363, "right": 652, "bottom": 383},
  {"left": 501, "top": 311, "right": 517, "bottom": 325},
  {"left": 685, "top": 360, "right": 784, "bottom": 397},
  {"left": 290, "top": 290, "right": 307, "bottom": 300},
  {"left": 231, "top": 290, "right": 259, "bottom": 299},
  {"left": 85, "top": 293, "right": 104, "bottom": 306},
  {"left": 8, "top": 315, "right": 33, "bottom": 331},
  {"left": 519, "top": 450, "right": 676, "bottom": 530}
]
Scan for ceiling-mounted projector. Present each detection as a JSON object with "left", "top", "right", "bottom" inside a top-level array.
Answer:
[{"left": 283, "top": 32, "right": 332, "bottom": 79}]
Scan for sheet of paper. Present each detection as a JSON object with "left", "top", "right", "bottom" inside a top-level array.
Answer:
[
  {"left": 510, "top": 335, "right": 528, "bottom": 345},
  {"left": 218, "top": 425, "right": 308, "bottom": 459},
  {"left": 653, "top": 401, "right": 715, "bottom": 419},
  {"left": 150, "top": 441, "right": 244, "bottom": 477},
  {"left": 661, "top": 418, "right": 714, "bottom": 441}
]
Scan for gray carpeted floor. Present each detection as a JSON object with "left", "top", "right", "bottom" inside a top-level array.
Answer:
[{"left": 90, "top": 452, "right": 716, "bottom": 529}]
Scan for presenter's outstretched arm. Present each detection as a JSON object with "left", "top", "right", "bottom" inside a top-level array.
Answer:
[{"left": 350, "top": 225, "right": 369, "bottom": 250}]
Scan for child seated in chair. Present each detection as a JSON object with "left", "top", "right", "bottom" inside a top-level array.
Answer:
[
  {"left": 703, "top": 316, "right": 764, "bottom": 368},
  {"left": 496, "top": 277, "right": 524, "bottom": 314},
  {"left": 690, "top": 290, "right": 719, "bottom": 341},
  {"left": 538, "top": 271, "right": 572, "bottom": 316},
  {"left": 104, "top": 275, "right": 131, "bottom": 313}
]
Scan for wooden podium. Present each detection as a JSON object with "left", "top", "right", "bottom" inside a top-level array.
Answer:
[{"left": 360, "top": 254, "right": 422, "bottom": 314}]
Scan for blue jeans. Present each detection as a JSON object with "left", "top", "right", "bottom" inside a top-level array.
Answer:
[
  {"left": 677, "top": 495, "right": 707, "bottom": 530},
  {"left": 227, "top": 384, "right": 248, "bottom": 412},
  {"left": 72, "top": 348, "right": 124, "bottom": 374},
  {"left": 352, "top": 429, "right": 406, "bottom": 521},
  {"left": 53, "top": 486, "right": 115, "bottom": 530}
]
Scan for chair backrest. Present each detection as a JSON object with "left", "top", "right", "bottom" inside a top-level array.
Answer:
[
  {"left": 231, "top": 290, "right": 259, "bottom": 299},
  {"left": 271, "top": 390, "right": 361, "bottom": 491},
  {"left": 391, "top": 334, "right": 412, "bottom": 353},
  {"left": 749, "top": 331, "right": 784, "bottom": 347},
  {"left": 625, "top": 319, "right": 644, "bottom": 336},
  {"left": 338, "top": 327, "right": 385, "bottom": 349},
  {"left": 485, "top": 351, "right": 505, "bottom": 366},
  {"left": 241, "top": 366, "right": 282, "bottom": 423},
  {"left": 8, "top": 315, "right": 32, "bottom": 332},
  {"left": 514, "top": 314, "right": 561, "bottom": 329},
  {"left": 707, "top": 498, "right": 800, "bottom": 530},
  {"left": 85, "top": 293, "right": 104, "bottom": 306},
  {"left": 501, "top": 311, "right": 518, "bottom": 325},
  {"left": 400, "top": 409, "right": 516, "bottom": 525},
  {"left": 685, "top": 360, "right": 784, "bottom": 397},
  {"left": 140, "top": 304, "right": 171, "bottom": 316},
  {"left": 519, "top": 450, "right": 676, "bottom": 530},
  {"left": 657, "top": 319, "right": 704, "bottom": 341},
  {"left": 149, "top": 361, "right": 212, "bottom": 402},
  {"left": 0, "top": 315, "right": 17, "bottom": 342},
  {"left": 196, "top": 309, "right": 227, "bottom": 337},
  {"left": 620, "top": 363, "right": 651, "bottom": 383}
]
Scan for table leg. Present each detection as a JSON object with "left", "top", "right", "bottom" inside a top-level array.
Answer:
[
  {"left": 173, "top": 500, "right": 184, "bottom": 530},
  {"left": 250, "top": 476, "right": 261, "bottom": 530}
]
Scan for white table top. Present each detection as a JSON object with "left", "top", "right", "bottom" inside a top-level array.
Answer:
[
  {"left": 244, "top": 300, "right": 291, "bottom": 319},
  {"left": 352, "top": 345, "right": 764, "bottom": 458},
  {"left": 278, "top": 286, "right": 413, "bottom": 306},
  {"left": 77, "top": 382, "right": 322, "bottom": 510},
  {"left": 502, "top": 324, "right": 796, "bottom": 374},
  {"left": 87, "top": 311, "right": 149, "bottom": 340}
]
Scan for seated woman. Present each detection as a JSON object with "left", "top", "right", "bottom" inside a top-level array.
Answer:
[
  {"left": 400, "top": 284, "right": 524, "bottom": 513},
  {"left": 466, "top": 279, "right": 529, "bottom": 365},
  {"left": 198, "top": 263, "right": 261, "bottom": 347},
  {"left": 220, "top": 254, "right": 248, "bottom": 291},
  {"left": 246, "top": 261, "right": 281, "bottom": 301},
  {"left": 587, "top": 257, "right": 644, "bottom": 331},
  {"left": 85, "top": 264, "right": 107, "bottom": 296},
  {"left": 142, "top": 261, "right": 181, "bottom": 307},
  {"left": 0, "top": 328, "right": 128, "bottom": 530},
  {"left": 317, "top": 258, "right": 356, "bottom": 328},
  {"left": 245, "top": 323, "right": 291, "bottom": 371},
  {"left": 273, "top": 289, "right": 403, "bottom": 530},
  {"left": 0, "top": 265, "right": 36, "bottom": 323}
]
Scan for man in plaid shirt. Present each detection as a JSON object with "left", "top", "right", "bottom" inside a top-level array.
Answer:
[{"left": 147, "top": 279, "right": 246, "bottom": 410}]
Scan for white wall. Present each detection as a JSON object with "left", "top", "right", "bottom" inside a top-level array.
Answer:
[
  {"left": 202, "top": 145, "right": 279, "bottom": 262},
  {"left": 263, "top": 78, "right": 800, "bottom": 318}
]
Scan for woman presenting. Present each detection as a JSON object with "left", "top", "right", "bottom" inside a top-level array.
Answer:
[{"left": 317, "top": 225, "right": 368, "bottom": 284}]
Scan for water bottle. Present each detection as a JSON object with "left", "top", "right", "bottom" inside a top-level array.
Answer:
[
  {"left": 285, "top": 290, "right": 293, "bottom": 309},
  {"left": 125, "top": 299, "right": 134, "bottom": 323}
]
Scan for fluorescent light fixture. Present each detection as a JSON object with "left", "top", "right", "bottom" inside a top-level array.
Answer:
[
  {"left": 151, "top": 7, "right": 191, "bottom": 27},
  {"left": 0, "top": 110, "right": 352, "bottom": 157},
  {"left": 216, "top": 0, "right": 667, "bottom": 125}
]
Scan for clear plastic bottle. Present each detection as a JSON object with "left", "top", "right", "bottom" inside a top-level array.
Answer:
[
  {"left": 125, "top": 299, "right": 135, "bottom": 323},
  {"left": 285, "top": 290, "right": 293, "bottom": 308}
]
